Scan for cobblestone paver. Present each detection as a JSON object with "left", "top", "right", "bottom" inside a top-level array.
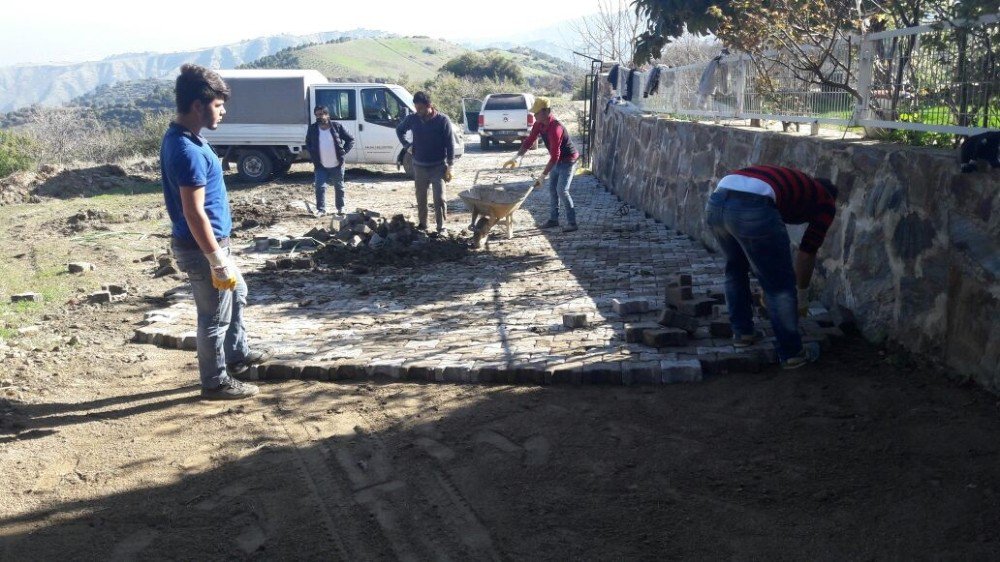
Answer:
[{"left": 136, "top": 149, "right": 840, "bottom": 384}]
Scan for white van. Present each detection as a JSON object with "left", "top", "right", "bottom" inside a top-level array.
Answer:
[{"left": 203, "top": 70, "right": 464, "bottom": 181}]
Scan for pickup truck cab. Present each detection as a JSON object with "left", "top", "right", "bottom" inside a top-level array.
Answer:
[
  {"left": 203, "top": 69, "right": 463, "bottom": 181},
  {"left": 475, "top": 92, "right": 535, "bottom": 150}
]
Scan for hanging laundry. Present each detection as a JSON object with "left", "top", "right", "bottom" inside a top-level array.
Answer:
[
  {"left": 607, "top": 64, "right": 621, "bottom": 89},
  {"left": 623, "top": 68, "right": 637, "bottom": 100},
  {"left": 644, "top": 65, "right": 665, "bottom": 97}
]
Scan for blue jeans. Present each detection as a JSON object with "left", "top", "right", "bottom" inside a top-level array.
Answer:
[
  {"left": 706, "top": 190, "right": 802, "bottom": 361},
  {"left": 172, "top": 242, "right": 250, "bottom": 389},
  {"left": 548, "top": 161, "right": 577, "bottom": 225},
  {"left": 314, "top": 165, "right": 345, "bottom": 213}
]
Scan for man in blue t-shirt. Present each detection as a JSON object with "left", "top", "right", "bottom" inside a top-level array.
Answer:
[{"left": 161, "top": 64, "right": 270, "bottom": 400}]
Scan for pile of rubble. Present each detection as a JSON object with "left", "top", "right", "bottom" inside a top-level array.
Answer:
[{"left": 262, "top": 209, "right": 471, "bottom": 271}]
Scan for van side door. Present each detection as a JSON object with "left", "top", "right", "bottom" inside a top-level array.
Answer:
[
  {"left": 359, "top": 87, "right": 411, "bottom": 164},
  {"left": 311, "top": 87, "right": 359, "bottom": 164}
]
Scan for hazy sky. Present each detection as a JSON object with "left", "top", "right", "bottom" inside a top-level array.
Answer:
[{"left": 0, "top": 0, "right": 607, "bottom": 66}]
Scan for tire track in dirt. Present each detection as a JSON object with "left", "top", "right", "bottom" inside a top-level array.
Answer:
[{"left": 268, "top": 385, "right": 503, "bottom": 561}]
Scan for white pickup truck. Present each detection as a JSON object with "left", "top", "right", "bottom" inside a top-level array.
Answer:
[
  {"left": 473, "top": 92, "right": 536, "bottom": 150},
  {"left": 203, "top": 69, "right": 463, "bottom": 181}
]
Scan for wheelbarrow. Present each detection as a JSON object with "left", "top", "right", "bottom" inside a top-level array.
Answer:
[{"left": 458, "top": 165, "right": 546, "bottom": 248}]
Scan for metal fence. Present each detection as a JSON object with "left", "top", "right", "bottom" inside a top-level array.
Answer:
[{"left": 628, "top": 13, "right": 999, "bottom": 136}]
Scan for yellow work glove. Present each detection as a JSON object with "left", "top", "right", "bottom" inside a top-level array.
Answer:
[
  {"left": 532, "top": 175, "right": 547, "bottom": 189},
  {"left": 206, "top": 248, "right": 237, "bottom": 291},
  {"left": 502, "top": 158, "right": 518, "bottom": 170},
  {"left": 444, "top": 166, "right": 453, "bottom": 183},
  {"left": 797, "top": 287, "right": 809, "bottom": 317}
]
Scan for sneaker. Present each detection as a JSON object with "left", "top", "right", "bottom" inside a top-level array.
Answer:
[
  {"left": 416, "top": 223, "right": 429, "bottom": 231},
  {"left": 782, "top": 342, "right": 821, "bottom": 370},
  {"left": 733, "top": 331, "right": 762, "bottom": 348},
  {"left": 315, "top": 210, "right": 327, "bottom": 218},
  {"left": 201, "top": 378, "right": 259, "bottom": 400},
  {"left": 562, "top": 224, "right": 579, "bottom": 233},
  {"left": 540, "top": 219, "right": 560, "bottom": 229},
  {"left": 227, "top": 348, "right": 274, "bottom": 376},
  {"left": 336, "top": 209, "right": 345, "bottom": 218}
]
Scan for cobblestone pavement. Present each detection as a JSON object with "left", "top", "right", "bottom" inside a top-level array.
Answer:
[{"left": 136, "top": 147, "right": 839, "bottom": 384}]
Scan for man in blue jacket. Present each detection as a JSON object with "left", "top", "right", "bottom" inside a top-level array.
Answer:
[
  {"left": 305, "top": 105, "right": 355, "bottom": 216},
  {"left": 395, "top": 91, "right": 455, "bottom": 233}
]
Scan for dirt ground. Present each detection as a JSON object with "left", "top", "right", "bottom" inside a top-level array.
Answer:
[{"left": 1, "top": 144, "right": 999, "bottom": 560}]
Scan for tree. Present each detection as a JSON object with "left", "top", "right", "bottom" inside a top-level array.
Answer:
[
  {"left": 441, "top": 52, "right": 524, "bottom": 83},
  {"left": 568, "top": 0, "right": 644, "bottom": 64},
  {"left": 631, "top": 0, "right": 732, "bottom": 64}
]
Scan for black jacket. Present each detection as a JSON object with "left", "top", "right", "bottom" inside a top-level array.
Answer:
[{"left": 305, "top": 121, "right": 354, "bottom": 167}]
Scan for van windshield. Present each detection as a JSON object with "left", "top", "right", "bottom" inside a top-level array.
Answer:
[{"left": 484, "top": 94, "right": 527, "bottom": 111}]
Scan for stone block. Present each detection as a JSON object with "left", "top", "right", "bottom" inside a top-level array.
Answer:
[
  {"left": 68, "top": 262, "right": 94, "bottom": 273},
  {"left": 660, "top": 359, "right": 703, "bottom": 383},
  {"left": 349, "top": 235, "right": 364, "bottom": 248},
  {"left": 709, "top": 320, "right": 733, "bottom": 338},
  {"left": 562, "top": 313, "right": 589, "bottom": 329},
  {"left": 442, "top": 364, "right": 473, "bottom": 383},
  {"left": 676, "top": 298, "right": 715, "bottom": 317},
  {"left": 102, "top": 284, "right": 128, "bottom": 296},
  {"left": 153, "top": 265, "right": 178, "bottom": 278},
  {"left": 336, "top": 363, "right": 366, "bottom": 380},
  {"left": 157, "top": 256, "right": 174, "bottom": 268},
  {"left": 88, "top": 291, "right": 112, "bottom": 304},
  {"left": 161, "top": 333, "right": 181, "bottom": 349},
  {"left": 301, "top": 365, "right": 330, "bottom": 380},
  {"left": 581, "top": 362, "right": 621, "bottom": 384},
  {"left": 266, "top": 361, "right": 302, "bottom": 379},
  {"left": 701, "top": 352, "right": 762, "bottom": 375},
  {"left": 625, "top": 322, "right": 661, "bottom": 343},
  {"left": 548, "top": 365, "right": 583, "bottom": 385},
  {"left": 677, "top": 274, "right": 693, "bottom": 286},
  {"left": 512, "top": 363, "right": 545, "bottom": 385},
  {"left": 657, "top": 309, "right": 699, "bottom": 334},
  {"left": 11, "top": 293, "right": 41, "bottom": 303},
  {"left": 624, "top": 361, "right": 660, "bottom": 385},
  {"left": 643, "top": 328, "right": 688, "bottom": 348},
  {"left": 612, "top": 299, "right": 649, "bottom": 315},
  {"left": 665, "top": 286, "right": 694, "bottom": 304},
  {"left": 181, "top": 332, "right": 197, "bottom": 351}
]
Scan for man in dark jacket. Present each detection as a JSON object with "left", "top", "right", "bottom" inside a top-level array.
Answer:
[
  {"left": 395, "top": 91, "right": 455, "bottom": 233},
  {"left": 305, "top": 105, "right": 354, "bottom": 216}
]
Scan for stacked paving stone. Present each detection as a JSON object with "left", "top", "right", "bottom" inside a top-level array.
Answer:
[{"left": 134, "top": 171, "right": 842, "bottom": 386}]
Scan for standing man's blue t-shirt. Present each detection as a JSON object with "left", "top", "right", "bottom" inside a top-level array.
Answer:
[{"left": 161, "top": 122, "right": 232, "bottom": 243}]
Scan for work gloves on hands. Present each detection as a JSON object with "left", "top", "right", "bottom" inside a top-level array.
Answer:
[
  {"left": 444, "top": 166, "right": 453, "bottom": 183},
  {"left": 502, "top": 158, "right": 518, "bottom": 170},
  {"left": 532, "top": 174, "right": 547, "bottom": 189},
  {"left": 206, "top": 248, "right": 237, "bottom": 291}
]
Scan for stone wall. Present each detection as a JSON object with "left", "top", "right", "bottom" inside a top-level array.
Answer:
[{"left": 591, "top": 100, "right": 1000, "bottom": 390}]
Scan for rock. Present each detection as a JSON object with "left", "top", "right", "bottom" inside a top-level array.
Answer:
[
  {"left": 562, "top": 313, "right": 589, "bottom": 329},
  {"left": 657, "top": 309, "right": 700, "bottom": 334},
  {"left": 368, "top": 233, "right": 386, "bottom": 249},
  {"left": 643, "top": 328, "right": 688, "bottom": 347},
  {"left": 348, "top": 235, "right": 364, "bottom": 248},
  {"left": 660, "top": 359, "right": 703, "bottom": 383},
  {"left": 11, "top": 293, "right": 41, "bottom": 303},
  {"left": 157, "top": 256, "right": 174, "bottom": 268},
  {"left": 625, "top": 322, "right": 661, "bottom": 343},
  {"left": 153, "top": 265, "right": 178, "bottom": 278},
  {"left": 88, "top": 291, "right": 112, "bottom": 304},
  {"left": 665, "top": 286, "right": 694, "bottom": 304},
  {"left": 612, "top": 299, "right": 649, "bottom": 315},
  {"left": 68, "top": 262, "right": 95, "bottom": 273}
]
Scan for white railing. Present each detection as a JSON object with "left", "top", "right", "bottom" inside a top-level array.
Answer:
[{"left": 622, "top": 13, "right": 999, "bottom": 136}]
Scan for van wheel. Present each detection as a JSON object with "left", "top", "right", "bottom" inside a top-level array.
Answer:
[
  {"left": 237, "top": 150, "right": 273, "bottom": 182},
  {"left": 402, "top": 152, "right": 414, "bottom": 178}
]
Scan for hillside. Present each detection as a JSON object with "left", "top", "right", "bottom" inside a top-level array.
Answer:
[
  {"left": 241, "top": 37, "right": 579, "bottom": 89},
  {"left": 0, "top": 29, "right": 383, "bottom": 113}
]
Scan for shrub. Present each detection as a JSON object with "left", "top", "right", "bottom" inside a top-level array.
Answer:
[
  {"left": 0, "top": 130, "right": 36, "bottom": 178},
  {"left": 407, "top": 73, "right": 527, "bottom": 125},
  {"left": 441, "top": 52, "right": 524, "bottom": 83}
]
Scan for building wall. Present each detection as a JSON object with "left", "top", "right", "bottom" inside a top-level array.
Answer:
[{"left": 591, "top": 101, "right": 1000, "bottom": 390}]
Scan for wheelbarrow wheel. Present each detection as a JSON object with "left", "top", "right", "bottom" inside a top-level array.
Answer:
[{"left": 471, "top": 216, "right": 491, "bottom": 248}]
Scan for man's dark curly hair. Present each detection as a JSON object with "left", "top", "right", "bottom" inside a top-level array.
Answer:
[{"left": 175, "top": 64, "right": 230, "bottom": 113}]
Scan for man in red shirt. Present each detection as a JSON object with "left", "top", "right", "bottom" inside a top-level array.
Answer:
[
  {"left": 503, "top": 97, "right": 580, "bottom": 232},
  {"left": 706, "top": 165, "right": 839, "bottom": 369}
]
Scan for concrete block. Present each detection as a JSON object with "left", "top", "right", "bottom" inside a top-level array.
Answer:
[
  {"left": 68, "top": 262, "right": 95, "bottom": 273},
  {"left": 88, "top": 291, "right": 112, "bottom": 304},
  {"left": 665, "top": 286, "right": 694, "bottom": 304},
  {"left": 267, "top": 361, "right": 302, "bottom": 379},
  {"left": 301, "top": 365, "right": 330, "bottom": 380},
  {"left": 181, "top": 332, "right": 197, "bottom": 351},
  {"left": 677, "top": 274, "right": 693, "bottom": 286},
  {"left": 581, "top": 362, "right": 622, "bottom": 384},
  {"left": 625, "top": 322, "right": 661, "bottom": 343},
  {"left": 643, "top": 328, "right": 688, "bottom": 348},
  {"left": 512, "top": 363, "right": 546, "bottom": 385},
  {"left": 624, "top": 361, "right": 660, "bottom": 385},
  {"left": 11, "top": 293, "right": 42, "bottom": 303},
  {"left": 657, "top": 309, "right": 699, "bottom": 334},
  {"left": 562, "top": 313, "right": 589, "bottom": 329},
  {"left": 612, "top": 299, "right": 650, "bottom": 315},
  {"left": 153, "top": 265, "right": 178, "bottom": 278},
  {"left": 677, "top": 298, "right": 715, "bottom": 317},
  {"left": 709, "top": 320, "right": 733, "bottom": 338},
  {"left": 660, "top": 359, "right": 703, "bottom": 383},
  {"left": 701, "top": 352, "right": 762, "bottom": 375},
  {"left": 349, "top": 235, "right": 364, "bottom": 248}
]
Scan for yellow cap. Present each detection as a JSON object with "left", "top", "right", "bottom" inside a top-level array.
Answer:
[{"left": 529, "top": 97, "right": 551, "bottom": 113}]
